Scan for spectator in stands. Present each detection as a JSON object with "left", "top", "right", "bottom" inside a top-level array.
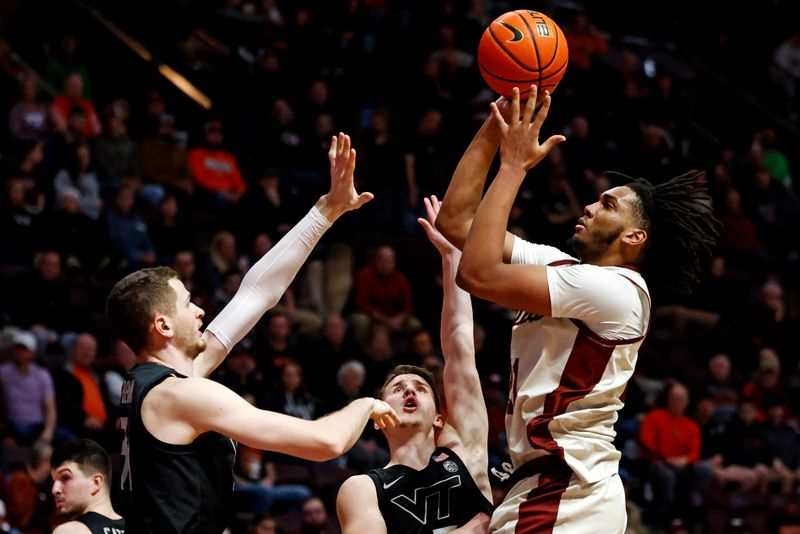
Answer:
[
  {"left": 149, "top": 193, "right": 193, "bottom": 264},
  {"left": 199, "top": 230, "right": 240, "bottom": 292},
  {"left": 258, "top": 312, "right": 296, "bottom": 374},
  {"left": 0, "top": 330, "right": 58, "bottom": 445},
  {"left": 761, "top": 395, "right": 800, "bottom": 494},
  {"left": 52, "top": 333, "right": 111, "bottom": 444},
  {"left": 105, "top": 184, "right": 156, "bottom": 270},
  {"left": 771, "top": 32, "right": 800, "bottom": 117},
  {"left": 639, "top": 382, "right": 704, "bottom": 525},
  {"left": 298, "top": 496, "right": 336, "bottom": 534},
  {"left": 0, "top": 176, "right": 39, "bottom": 265},
  {"left": 267, "top": 359, "right": 317, "bottom": 421},
  {"left": 703, "top": 353, "right": 741, "bottom": 422},
  {"left": 249, "top": 514, "right": 279, "bottom": 534},
  {"left": 714, "top": 400, "right": 771, "bottom": 492},
  {"left": 35, "top": 185, "right": 106, "bottom": 274},
  {"left": 96, "top": 103, "right": 139, "bottom": 185},
  {"left": 741, "top": 347, "right": 787, "bottom": 410},
  {"left": 101, "top": 338, "right": 136, "bottom": 410},
  {"left": 233, "top": 443, "right": 312, "bottom": 517},
  {"left": 50, "top": 73, "right": 101, "bottom": 139},
  {"left": 188, "top": 119, "right": 247, "bottom": 204},
  {"left": 717, "top": 187, "right": 762, "bottom": 258},
  {"left": 351, "top": 244, "right": 420, "bottom": 346},
  {"left": 564, "top": 12, "right": 609, "bottom": 71},
  {"left": 8, "top": 73, "right": 51, "bottom": 142},
  {"left": 53, "top": 141, "right": 102, "bottom": 220},
  {"left": 234, "top": 167, "right": 294, "bottom": 248},
  {"left": 8, "top": 249, "right": 71, "bottom": 335},
  {"left": 216, "top": 347, "right": 267, "bottom": 406},
  {"left": 1, "top": 441, "right": 53, "bottom": 532},
  {"left": 43, "top": 34, "right": 91, "bottom": 98},
  {"left": 213, "top": 268, "right": 243, "bottom": 318},
  {"left": 297, "top": 313, "right": 358, "bottom": 401},
  {"left": 360, "top": 324, "right": 396, "bottom": 397},
  {"left": 139, "top": 112, "right": 193, "bottom": 196}
]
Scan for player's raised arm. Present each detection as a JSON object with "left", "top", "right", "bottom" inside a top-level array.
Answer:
[
  {"left": 197, "top": 133, "right": 372, "bottom": 377},
  {"left": 458, "top": 86, "right": 565, "bottom": 316},
  {"left": 418, "top": 195, "right": 491, "bottom": 502}
]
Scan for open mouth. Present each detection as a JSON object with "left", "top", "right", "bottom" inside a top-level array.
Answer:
[{"left": 403, "top": 399, "right": 417, "bottom": 412}]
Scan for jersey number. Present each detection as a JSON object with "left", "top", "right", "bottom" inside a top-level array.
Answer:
[{"left": 120, "top": 417, "right": 131, "bottom": 490}]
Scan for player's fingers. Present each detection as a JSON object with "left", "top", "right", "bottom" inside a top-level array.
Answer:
[
  {"left": 430, "top": 195, "right": 441, "bottom": 214},
  {"left": 489, "top": 103, "right": 507, "bottom": 131},
  {"left": 343, "top": 134, "right": 351, "bottom": 156},
  {"left": 541, "top": 135, "right": 567, "bottom": 154},
  {"left": 522, "top": 85, "right": 537, "bottom": 124},
  {"left": 346, "top": 148, "right": 357, "bottom": 176},
  {"left": 510, "top": 87, "right": 521, "bottom": 124},
  {"left": 532, "top": 92, "right": 553, "bottom": 131},
  {"left": 328, "top": 136, "right": 338, "bottom": 162},
  {"left": 423, "top": 196, "right": 437, "bottom": 222}
]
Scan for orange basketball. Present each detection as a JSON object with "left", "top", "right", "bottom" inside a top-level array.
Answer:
[{"left": 478, "top": 10, "right": 569, "bottom": 99}]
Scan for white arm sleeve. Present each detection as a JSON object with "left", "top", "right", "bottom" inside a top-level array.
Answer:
[
  {"left": 510, "top": 235, "right": 576, "bottom": 266},
  {"left": 206, "top": 206, "right": 332, "bottom": 351}
]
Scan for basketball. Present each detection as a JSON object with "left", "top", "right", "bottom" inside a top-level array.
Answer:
[{"left": 478, "top": 10, "right": 569, "bottom": 99}]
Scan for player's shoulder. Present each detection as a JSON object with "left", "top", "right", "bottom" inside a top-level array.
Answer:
[
  {"left": 338, "top": 473, "right": 377, "bottom": 500},
  {"left": 147, "top": 374, "right": 218, "bottom": 404},
  {"left": 52, "top": 521, "right": 91, "bottom": 534}
]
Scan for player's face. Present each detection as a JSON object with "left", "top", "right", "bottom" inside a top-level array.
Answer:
[
  {"left": 382, "top": 374, "right": 439, "bottom": 429},
  {"left": 168, "top": 279, "right": 206, "bottom": 358},
  {"left": 51, "top": 461, "right": 95, "bottom": 519},
  {"left": 568, "top": 186, "right": 640, "bottom": 262}
]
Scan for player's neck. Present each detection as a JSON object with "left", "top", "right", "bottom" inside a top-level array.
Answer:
[
  {"left": 86, "top": 496, "right": 122, "bottom": 520},
  {"left": 387, "top": 432, "right": 437, "bottom": 470},
  {"left": 141, "top": 345, "right": 194, "bottom": 376}
]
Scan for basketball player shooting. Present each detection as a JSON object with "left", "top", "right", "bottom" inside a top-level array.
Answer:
[
  {"left": 106, "top": 133, "right": 400, "bottom": 534},
  {"left": 435, "top": 85, "right": 718, "bottom": 533},
  {"left": 337, "top": 196, "right": 493, "bottom": 534}
]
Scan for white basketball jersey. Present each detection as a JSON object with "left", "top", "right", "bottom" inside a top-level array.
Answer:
[{"left": 507, "top": 238, "right": 650, "bottom": 484}]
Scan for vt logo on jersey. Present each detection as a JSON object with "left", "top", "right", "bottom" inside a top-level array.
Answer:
[{"left": 391, "top": 475, "right": 462, "bottom": 524}]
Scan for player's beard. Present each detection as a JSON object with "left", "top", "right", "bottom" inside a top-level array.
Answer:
[
  {"left": 176, "top": 327, "right": 207, "bottom": 359},
  {"left": 567, "top": 225, "right": 624, "bottom": 263}
]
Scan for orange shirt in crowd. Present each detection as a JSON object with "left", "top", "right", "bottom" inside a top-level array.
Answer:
[
  {"left": 188, "top": 146, "right": 247, "bottom": 194},
  {"left": 71, "top": 365, "right": 107, "bottom": 425}
]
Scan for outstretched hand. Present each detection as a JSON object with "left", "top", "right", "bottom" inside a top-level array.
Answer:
[
  {"left": 370, "top": 399, "right": 400, "bottom": 430},
  {"left": 489, "top": 85, "right": 565, "bottom": 172},
  {"left": 418, "top": 195, "right": 459, "bottom": 257},
  {"left": 317, "top": 133, "right": 374, "bottom": 220}
]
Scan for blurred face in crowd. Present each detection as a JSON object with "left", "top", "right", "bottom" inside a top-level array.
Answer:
[
  {"left": 250, "top": 516, "right": 277, "bottom": 534},
  {"left": 36, "top": 251, "right": 62, "bottom": 280},
  {"left": 709, "top": 354, "right": 731, "bottom": 382},
  {"left": 65, "top": 74, "right": 84, "bottom": 99},
  {"left": 72, "top": 333, "right": 98, "bottom": 368},
  {"left": 268, "top": 314, "right": 290, "bottom": 341},
  {"left": 281, "top": 362, "right": 302, "bottom": 393},
  {"left": 301, "top": 497, "right": 327, "bottom": 528},
  {"left": 322, "top": 314, "right": 346, "bottom": 346},
  {"left": 666, "top": 383, "right": 689, "bottom": 417},
  {"left": 374, "top": 246, "right": 396, "bottom": 276},
  {"left": 173, "top": 251, "right": 196, "bottom": 281},
  {"left": 739, "top": 402, "right": 758, "bottom": 425}
]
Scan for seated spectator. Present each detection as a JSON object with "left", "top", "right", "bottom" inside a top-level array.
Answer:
[
  {"left": 105, "top": 184, "right": 156, "bottom": 271},
  {"left": 761, "top": 395, "right": 800, "bottom": 494},
  {"left": 34, "top": 185, "right": 107, "bottom": 274},
  {"left": 148, "top": 193, "right": 193, "bottom": 264},
  {"left": 266, "top": 359, "right": 317, "bottom": 421},
  {"left": 215, "top": 347, "right": 267, "bottom": 406},
  {"left": 298, "top": 496, "right": 337, "bottom": 534},
  {"left": 741, "top": 347, "right": 787, "bottom": 411},
  {"left": 713, "top": 400, "right": 771, "bottom": 492},
  {"left": 248, "top": 514, "right": 279, "bottom": 534},
  {"left": 8, "top": 73, "right": 52, "bottom": 142},
  {"left": 0, "top": 176, "right": 40, "bottom": 265},
  {"left": 233, "top": 167, "right": 295, "bottom": 248},
  {"left": 296, "top": 313, "right": 359, "bottom": 401},
  {"left": 639, "top": 382, "right": 707, "bottom": 526},
  {"left": 7, "top": 250, "right": 71, "bottom": 336},
  {"left": 101, "top": 338, "right": 136, "bottom": 411},
  {"left": 138, "top": 112, "right": 193, "bottom": 195},
  {"left": 51, "top": 333, "right": 112, "bottom": 445},
  {"left": 0, "top": 330, "right": 60, "bottom": 446},
  {"left": 50, "top": 73, "right": 101, "bottom": 139},
  {"left": 233, "top": 443, "right": 312, "bottom": 517},
  {"left": 212, "top": 268, "right": 243, "bottom": 319},
  {"left": 359, "top": 324, "right": 396, "bottom": 397},
  {"left": 350, "top": 244, "right": 421, "bottom": 346},
  {"left": 53, "top": 141, "right": 102, "bottom": 220},
  {"left": 188, "top": 119, "right": 246, "bottom": 205},
  {"left": 198, "top": 230, "right": 240, "bottom": 293},
  {"left": 0, "top": 441, "right": 53, "bottom": 532},
  {"left": 95, "top": 104, "right": 139, "bottom": 185},
  {"left": 703, "top": 353, "right": 741, "bottom": 422}
]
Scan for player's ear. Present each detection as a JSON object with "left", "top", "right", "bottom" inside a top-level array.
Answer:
[
  {"left": 153, "top": 313, "right": 174, "bottom": 339},
  {"left": 622, "top": 227, "right": 647, "bottom": 247},
  {"left": 433, "top": 414, "right": 445, "bottom": 430},
  {"left": 90, "top": 473, "right": 104, "bottom": 495}
]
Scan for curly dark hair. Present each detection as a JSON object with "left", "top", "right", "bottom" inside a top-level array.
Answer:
[{"left": 610, "top": 170, "right": 719, "bottom": 298}]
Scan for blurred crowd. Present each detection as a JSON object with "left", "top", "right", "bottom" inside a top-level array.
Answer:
[{"left": 0, "top": 1, "right": 799, "bottom": 533}]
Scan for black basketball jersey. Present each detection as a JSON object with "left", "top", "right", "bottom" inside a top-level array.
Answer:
[
  {"left": 368, "top": 447, "right": 493, "bottom": 534},
  {"left": 120, "top": 362, "right": 236, "bottom": 534},
  {"left": 76, "top": 511, "right": 125, "bottom": 534}
]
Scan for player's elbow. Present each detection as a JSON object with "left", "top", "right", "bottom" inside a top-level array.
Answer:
[
  {"left": 456, "top": 261, "right": 485, "bottom": 294},
  {"left": 435, "top": 215, "right": 467, "bottom": 251}
]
